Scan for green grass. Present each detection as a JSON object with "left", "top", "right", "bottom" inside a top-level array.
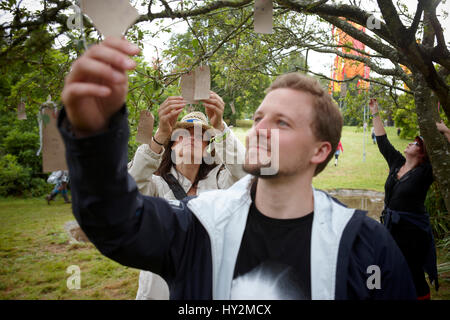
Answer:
[
  {"left": 231, "top": 126, "right": 409, "bottom": 191},
  {"left": 0, "top": 126, "right": 448, "bottom": 299},
  {"left": 0, "top": 198, "right": 139, "bottom": 300}
]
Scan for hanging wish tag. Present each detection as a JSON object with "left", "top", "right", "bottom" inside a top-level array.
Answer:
[
  {"left": 80, "top": 0, "right": 139, "bottom": 38},
  {"left": 180, "top": 72, "right": 196, "bottom": 104},
  {"left": 254, "top": 0, "right": 273, "bottom": 34},
  {"left": 136, "top": 110, "right": 155, "bottom": 145},
  {"left": 194, "top": 65, "right": 211, "bottom": 100},
  {"left": 230, "top": 101, "right": 236, "bottom": 115},
  {"left": 42, "top": 108, "right": 68, "bottom": 172},
  {"left": 17, "top": 101, "right": 27, "bottom": 120}
]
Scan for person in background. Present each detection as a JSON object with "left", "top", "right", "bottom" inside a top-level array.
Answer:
[
  {"left": 370, "top": 98, "right": 438, "bottom": 300},
  {"left": 334, "top": 140, "right": 343, "bottom": 166},
  {"left": 127, "top": 93, "right": 246, "bottom": 300},
  {"left": 46, "top": 170, "right": 71, "bottom": 204}
]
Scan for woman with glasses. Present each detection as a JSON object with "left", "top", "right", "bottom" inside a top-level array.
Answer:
[{"left": 370, "top": 98, "right": 438, "bottom": 300}]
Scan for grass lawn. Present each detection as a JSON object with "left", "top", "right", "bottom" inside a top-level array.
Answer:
[
  {"left": 0, "top": 126, "right": 448, "bottom": 299},
  {"left": 231, "top": 126, "right": 410, "bottom": 191},
  {"left": 0, "top": 198, "right": 139, "bottom": 299}
]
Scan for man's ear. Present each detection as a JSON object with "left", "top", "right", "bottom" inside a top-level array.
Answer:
[{"left": 310, "top": 141, "right": 332, "bottom": 165}]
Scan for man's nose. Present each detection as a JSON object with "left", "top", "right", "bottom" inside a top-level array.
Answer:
[{"left": 254, "top": 118, "right": 272, "bottom": 138}]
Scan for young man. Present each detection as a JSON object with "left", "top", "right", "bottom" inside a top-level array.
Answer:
[{"left": 59, "top": 38, "right": 416, "bottom": 300}]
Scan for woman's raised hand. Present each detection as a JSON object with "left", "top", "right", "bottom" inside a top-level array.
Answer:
[
  {"left": 155, "top": 96, "right": 186, "bottom": 143},
  {"left": 202, "top": 91, "right": 225, "bottom": 131}
]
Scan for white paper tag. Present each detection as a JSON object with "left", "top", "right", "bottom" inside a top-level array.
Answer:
[
  {"left": 136, "top": 110, "right": 155, "bottom": 145},
  {"left": 80, "top": 0, "right": 139, "bottom": 38},
  {"left": 254, "top": 0, "right": 273, "bottom": 34},
  {"left": 194, "top": 65, "right": 211, "bottom": 100},
  {"left": 17, "top": 102, "right": 27, "bottom": 120},
  {"left": 42, "top": 108, "right": 68, "bottom": 172},
  {"left": 180, "top": 72, "right": 196, "bottom": 104}
]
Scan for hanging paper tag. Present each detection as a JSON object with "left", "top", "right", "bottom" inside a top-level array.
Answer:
[
  {"left": 42, "top": 108, "right": 68, "bottom": 172},
  {"left": 180, "top": 72, "right": 196, "bottom": 104},
  {"left": 230, "top": 101, "right": 236, "bottom": 115},
  {"left": 80, "top": 0, "right": 139, "bottom": 38},
  {"left": 17, "top": 102, "right": 27, "bottom": 120},
  {"left": 136, "top": 110, "right": 155, "bottom": 145},
  {"left": 254, "top": 0, "right": 273, "bottom": 34},
  {"left": 194, "top": 65, "right": 211, "bottom": 100}
]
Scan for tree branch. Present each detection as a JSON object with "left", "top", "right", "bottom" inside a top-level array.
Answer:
[
  {"left": 278, "top": 0, "right": 397, "bottom": 48},
  {"left": 319, "top": 15, "right": 408, "bottom": 66},
  {"left": 137, "top": 0, "right": 253, "bottom": 22},
  {"left": 376, "top": 0, "right": 408, "bottom": 45},
  {"left": 420, "top": 0, "right": 449, "bottom": 67},
  {"left": 273, "top": 25, "right": 410, "bottom": 84},
  {"left": 159, "top": 0, "right": 174, "bottom": 16},
  {"left": 293, "top": 65, "right": 412, "bottom": 94},
  {"left": 407, "top": 0, "right": 423, "bottom": 36}
]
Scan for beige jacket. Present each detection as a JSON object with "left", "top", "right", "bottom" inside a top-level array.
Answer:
[{"left": 127, "top": 123, "right": 246, "bottom": 299}]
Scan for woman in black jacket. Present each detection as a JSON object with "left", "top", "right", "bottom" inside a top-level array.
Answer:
[{"left": 370, "top": 98, "right": 438, "bottom": 300}]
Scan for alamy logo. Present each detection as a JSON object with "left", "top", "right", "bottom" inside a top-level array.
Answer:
[
  {"left": 366, "top": 265, "right": 381, "bottom": 289},
  {"left": 66, "top": 265, "right": 81, "bottom": 290},
  {"left": 366, "top": 15, "right": 381, "bottom": 30},
  {"left": 66, "top": 5, "right": 82, "bottom": 30}
]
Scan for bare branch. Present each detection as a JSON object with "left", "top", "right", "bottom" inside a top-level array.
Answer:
[
  {"left": 137, "top": 0, "right": 253, "bottom": 22},
  {"left": 183, "top": 17, "right": 207, "bottom": 56},
  {"left": 376, "top": 0, "right": 408, "bottom": 44},
  {"left": 319, "top": 15, "right": 407, "bottom": 66},
  {"left": 293, "top": 65, "right": 412, "bottom": 94},
  {"left": 278, "top": 0, "right": 396, "bottom": 48},
  {"left": 420, "top": 0, "right": 447, "bottom": 51},
  {"left": 204, "top": 13, "right": 253, "bottom": 61},
  {"left": 160, "top": 0, "right": 174, "bottom": 16},
  {"left": 0, "top": 0, "right": 72, "bottom": 31},
  {"left": 407, "top": 0, "right": 423, "bottom": 36}
]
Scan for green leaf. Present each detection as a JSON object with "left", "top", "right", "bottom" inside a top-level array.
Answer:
[{"left": 192, "top": 39, "right": 199, "bottom": 50}]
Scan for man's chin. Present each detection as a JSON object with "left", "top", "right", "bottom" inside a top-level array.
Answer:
[{"left": 243, "top": 163, "right": 278, "bottom": 178}]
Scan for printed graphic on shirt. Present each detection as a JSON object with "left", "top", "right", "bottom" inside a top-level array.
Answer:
[{"left": 231, "top": 261, "right": 309, "bottom": 300}]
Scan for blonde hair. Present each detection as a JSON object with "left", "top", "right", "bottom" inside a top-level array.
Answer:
[{"left": 266, "top": 72, "right": 343, "bottom": 176}]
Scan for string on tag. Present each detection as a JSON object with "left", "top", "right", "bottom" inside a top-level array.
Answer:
[
  {"left": 36, "top": 98, "right": 58, "bottom": 157},
  {"left": 36, "top": 108, "right": 43, "bottom": 156},
  {"left": 77, "top": 0, "right": 88, "bottom": 51},
  {"left": 67, "top": 2, "right": 88, "bottom": 51}
]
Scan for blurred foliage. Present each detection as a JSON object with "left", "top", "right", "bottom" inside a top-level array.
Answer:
[
  {"left": 426, "top": 182, "right": 450, "bottom": 241},
  {"left": 235, "top": 119, "right": 254, "bottom": 128},
  {"left": 393, "top": 94, "right": 420, "bottom": 139},
  {"left": 0, "top": 154, "right": 31, "bottom": 197}
]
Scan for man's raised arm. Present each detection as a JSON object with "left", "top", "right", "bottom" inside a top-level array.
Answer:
[{"left": 58, "top": 38, "right": 202, "bottom": 281}]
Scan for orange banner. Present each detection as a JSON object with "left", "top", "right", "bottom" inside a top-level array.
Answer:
[{"left": 330, "top": 21, "right": 370, "bottom": 93}]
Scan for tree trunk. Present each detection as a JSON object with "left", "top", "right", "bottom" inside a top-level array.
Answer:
[{"left": 413, "top": 72, "right": 450, "bottom": 213}]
